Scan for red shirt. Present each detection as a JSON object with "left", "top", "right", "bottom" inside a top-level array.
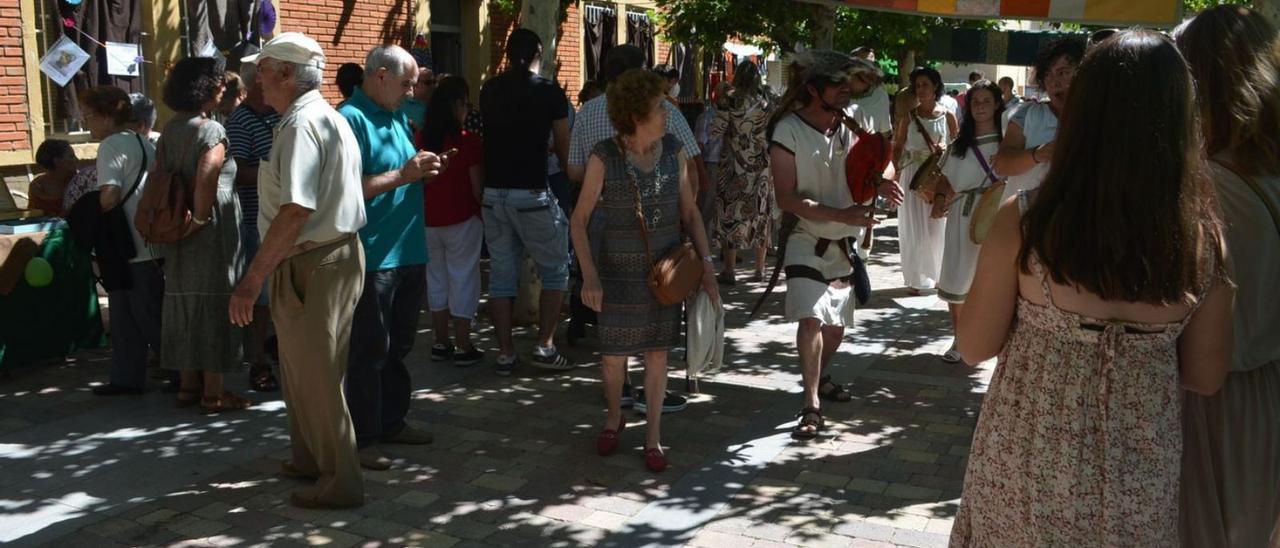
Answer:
[{"left": 420, "top": 131, "right": 483, "bottom": 227}]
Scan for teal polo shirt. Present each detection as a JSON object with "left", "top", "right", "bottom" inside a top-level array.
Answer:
[{"left": 338, "top": 88, "right": 428, "bottom": 271}]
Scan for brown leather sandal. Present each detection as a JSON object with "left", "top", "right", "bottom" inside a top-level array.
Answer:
[{"left": 200, "top": 391, "right": 253, "bottom": 415}]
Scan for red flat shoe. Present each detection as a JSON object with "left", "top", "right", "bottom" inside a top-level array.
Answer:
[
  {"left": 596, "top": 417, "right": 626, "bottom": 456},
  {"left": 644, "top": 447, "right": 668, "bottom": 472}
]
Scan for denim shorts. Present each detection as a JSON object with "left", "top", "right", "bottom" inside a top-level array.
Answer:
[{"left": 482, "top": 188, "right": 570, "bottom": 297}]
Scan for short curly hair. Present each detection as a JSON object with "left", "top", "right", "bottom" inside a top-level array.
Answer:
[
  {"left": 1033, "top": 36, "right": 1086, "bottom": 89},
  {"left": 163, "top": 57, "right": 226, "bottom": 112},
  {"left": 78, "top": 85, "right": 133, "bottom": 126},
  {"left": 909, "top": 66, "right": 944, "bottom": 101},
  {"left": 35, "top": 139, "right": 73, "bottom": 170},
  {"left": 607, "top": 69, "right": 665, "bottom": 136}
]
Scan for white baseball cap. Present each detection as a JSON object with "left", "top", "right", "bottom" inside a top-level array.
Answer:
[{"left": 241, "top": 32, "right": 326, "bottom": 69}]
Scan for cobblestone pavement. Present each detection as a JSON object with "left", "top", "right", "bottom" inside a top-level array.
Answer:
[{"left": 0, "top": 220, "right": 992, "bottom": 547}]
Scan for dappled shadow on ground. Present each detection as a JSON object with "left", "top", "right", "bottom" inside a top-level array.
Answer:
[{"left": 1, "top": 227, "right": 983, "bottom": 547}]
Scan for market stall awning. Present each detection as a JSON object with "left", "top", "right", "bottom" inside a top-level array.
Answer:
[
  {"left": 926, "top": 28, "right": 1086, "bottom": 65},
  {"left": 803, "top": 0, "right": 1181, "bottom": 26}
]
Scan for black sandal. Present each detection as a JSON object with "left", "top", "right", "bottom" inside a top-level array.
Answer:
[
  {"left": 792, "top": 407, "right": 824, "bottom": 440},
  {"left": 250, "top": 364, "right": 280, "bottom": 393},
  {"left": 818, "top": 375, "right": 852, "bottom": 403}
]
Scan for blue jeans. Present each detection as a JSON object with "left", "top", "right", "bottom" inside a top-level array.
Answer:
[
  {"left": 482, "top": 188, "right": 570, "bottom": 298},
  {"left": 345, "top": 264, "right": 425, "bottom": 448}
]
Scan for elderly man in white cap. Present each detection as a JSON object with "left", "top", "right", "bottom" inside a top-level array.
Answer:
[{"left": 229, "top": 32, "right": 368, "bottom": 509}]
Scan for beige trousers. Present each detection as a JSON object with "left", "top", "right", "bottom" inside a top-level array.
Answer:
[{"left": 271, "top": 235, "right": 366, "bottom": 506}]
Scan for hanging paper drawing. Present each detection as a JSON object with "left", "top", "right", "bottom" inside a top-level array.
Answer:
[{"left": 39, "top": 35, "right": 90, "bottom": 87}]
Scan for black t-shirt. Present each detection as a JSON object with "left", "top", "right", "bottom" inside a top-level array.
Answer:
[{"left": 479, "top": 70, "right": 570, "bottom": 189}]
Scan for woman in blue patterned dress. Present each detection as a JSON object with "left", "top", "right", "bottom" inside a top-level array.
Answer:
[{"left": 571, "top": 69, "right": 719, "bottom": 473}]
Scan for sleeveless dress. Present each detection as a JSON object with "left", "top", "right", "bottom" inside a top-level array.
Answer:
[
  {"left": 158, "top": 113, "right": 246, "bottom": 373},
  {"left": 937, "top": 135, "right": 999, "bottom": 303},
  {"left": 590, "top": 135, "right": 683, "bottom": 355},
  {"left": 898, "top": 111, "right": 948, "bottom": 290},
  {"left": 950, "top": 197, "right": 1210, "bottom": 546}
]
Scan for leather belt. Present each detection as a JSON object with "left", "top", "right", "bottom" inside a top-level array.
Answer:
[{"left": 286, "top": 234, "right": 354, "bottom": 259}]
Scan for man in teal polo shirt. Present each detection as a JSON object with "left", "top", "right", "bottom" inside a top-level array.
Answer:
[{"left": 338, "top": 44, "right": 446, "bottom": 470}]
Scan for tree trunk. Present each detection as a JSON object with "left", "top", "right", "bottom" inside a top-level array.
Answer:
[
  {"left": 520, "top": 0, "right": 559, "bottom": 79},
  {"left": 897, "top": 48, "right": 915, "bottom": 87},
  {"left": 812, "top": 5, "right": 836, "bottom": 49}
]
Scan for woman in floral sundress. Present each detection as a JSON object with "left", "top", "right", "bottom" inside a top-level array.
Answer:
[{"left": 949, "top": 31, "right": 1234, "bottom": 546}]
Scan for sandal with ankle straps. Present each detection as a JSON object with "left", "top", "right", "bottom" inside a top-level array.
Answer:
[{"left": 792, "top": 407, "right": 824, "bottom": 440}]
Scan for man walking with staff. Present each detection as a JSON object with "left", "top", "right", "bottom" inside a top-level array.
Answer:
[{"left": 766, "top": 50, "right": 900, "bottom": 440}]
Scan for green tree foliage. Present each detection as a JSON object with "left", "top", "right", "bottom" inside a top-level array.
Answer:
[{"left": 654, "top": 0, "right": 818, "bottom": 53}]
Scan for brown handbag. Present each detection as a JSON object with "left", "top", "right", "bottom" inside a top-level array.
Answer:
[
  {"left": 907, "top": 112, "right": 950, "bottom": 204},
  {"left": 625, "top": 147, "right": 703, "bottom": 306}
]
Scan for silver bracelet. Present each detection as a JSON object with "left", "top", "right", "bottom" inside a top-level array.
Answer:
[
  {"left": 702, "top": 255, "right": 714, "bottom": 263},
  {"left": 191, "top": 216, "right": 209, "bottom": 226}
]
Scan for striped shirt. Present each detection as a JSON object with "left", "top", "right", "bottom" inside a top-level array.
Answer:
[
  {"left": 226, "top": 104, "right": 281, "bottom": 231},
  {"left": 568, "top": 95, "right": 700, "bottom": 169}
]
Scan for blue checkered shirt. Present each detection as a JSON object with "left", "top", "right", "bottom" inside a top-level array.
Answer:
[{"left": 568, "top": 95, "right": 700, "bottom": 168}]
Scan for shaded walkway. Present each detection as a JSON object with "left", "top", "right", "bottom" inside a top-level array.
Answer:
[{"left": 0, "top": 218, "right": 991, "bottom": 547}]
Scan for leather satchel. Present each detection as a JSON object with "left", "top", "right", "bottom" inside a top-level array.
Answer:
[
  {"left": 626, "top": 153, "right": 702, "bottom": 306},
  {"left": 907, "top": 113, "right": 950, "bottom": 203},
  {"left": 135, "top": 121, "right": 206, "bottom": 244}
]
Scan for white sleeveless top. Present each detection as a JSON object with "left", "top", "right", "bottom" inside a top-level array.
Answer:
[
  {"left": 1004, "top": 101, "right": 1058, "bottom": 198},
  {"left": 903, "top": 111, "right": 949, "bottom": 167}
]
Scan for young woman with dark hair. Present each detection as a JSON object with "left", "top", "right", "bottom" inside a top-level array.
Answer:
[
  {"left": 417, "top": 75, "right": 485, "bottom": 366},
  {"left": 892, "top": 65, "right": 958, "bottom": 295},
  {"left": 1176, "top": 6, "right": 1280, "bottom": 545},
  {"left": 992, "top": 37, "right": 1085, "bottom": 200},
  {"left": 950, "top": 30, "right": 1233, "bottom": 545},
  {"left": 936, "top": 80, "right": 1004, "bottom": 363}
]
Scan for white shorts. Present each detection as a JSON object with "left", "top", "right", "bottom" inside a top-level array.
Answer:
[{"left": 425, "top": 216, "right": 483, "bottom": 320}]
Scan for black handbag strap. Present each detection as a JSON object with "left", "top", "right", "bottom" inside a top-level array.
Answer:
[{"left": 119, "top": 132, "right": 149, "bottom": 204}]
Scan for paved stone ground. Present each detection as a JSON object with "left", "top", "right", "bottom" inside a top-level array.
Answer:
[{"left": 0, "top": 220, "right": 992, "bottom": 547}]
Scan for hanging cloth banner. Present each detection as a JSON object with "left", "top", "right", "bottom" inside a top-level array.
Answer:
[
  {"left": 808, "top": 0, "right": 1180, "bottom": 26},
  {"left": 925, "top": 28, "right": 1086, "bottom": 66}
]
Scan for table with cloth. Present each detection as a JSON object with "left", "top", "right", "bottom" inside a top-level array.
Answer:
[{"left": 0, "top": 228, "right": 104, "bottom": 370}]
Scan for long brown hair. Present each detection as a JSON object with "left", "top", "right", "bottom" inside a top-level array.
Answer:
[
  {"left": 1176, "top": 5, "right": 1280, "bottom": 176},
  {"left": 1018, "top": 30, "right": 1223, "bottom": 305}
]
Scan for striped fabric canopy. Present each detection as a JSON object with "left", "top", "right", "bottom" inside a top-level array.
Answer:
[{"left": 819, "top": 0, "right": 1181, "bottom": 26}]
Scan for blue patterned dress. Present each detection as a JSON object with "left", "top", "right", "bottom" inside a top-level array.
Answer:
[{"left": 590, "top": 135, "right": 684, "bottom": 355}]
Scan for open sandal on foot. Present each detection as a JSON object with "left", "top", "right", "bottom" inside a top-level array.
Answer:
[
  {"left": 792, "top": 407, "right": 824, "bottom": 439},
  {"left": 818, "top": 374, "right": 852, "bottom": 403},
  {"left": 200, "top": 391, "right": 252, "bottom": 414}
]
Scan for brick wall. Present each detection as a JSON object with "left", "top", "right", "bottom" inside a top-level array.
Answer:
[
  {"left": 487, "top": 4, "right": 583, "bottom": 106},
  {"left": 554, "top": 2, "right": 582, "bottom": 105},
  {"left": 276, "top": 0, "right": 416, "bottom": 104},
  {"left": 0, "top": 0, "right": 28, "bottom": 152}
]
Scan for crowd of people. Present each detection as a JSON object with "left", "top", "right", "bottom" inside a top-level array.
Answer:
[{"left": 27, "top": 4, "right": 1278, "bottom": 543}]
